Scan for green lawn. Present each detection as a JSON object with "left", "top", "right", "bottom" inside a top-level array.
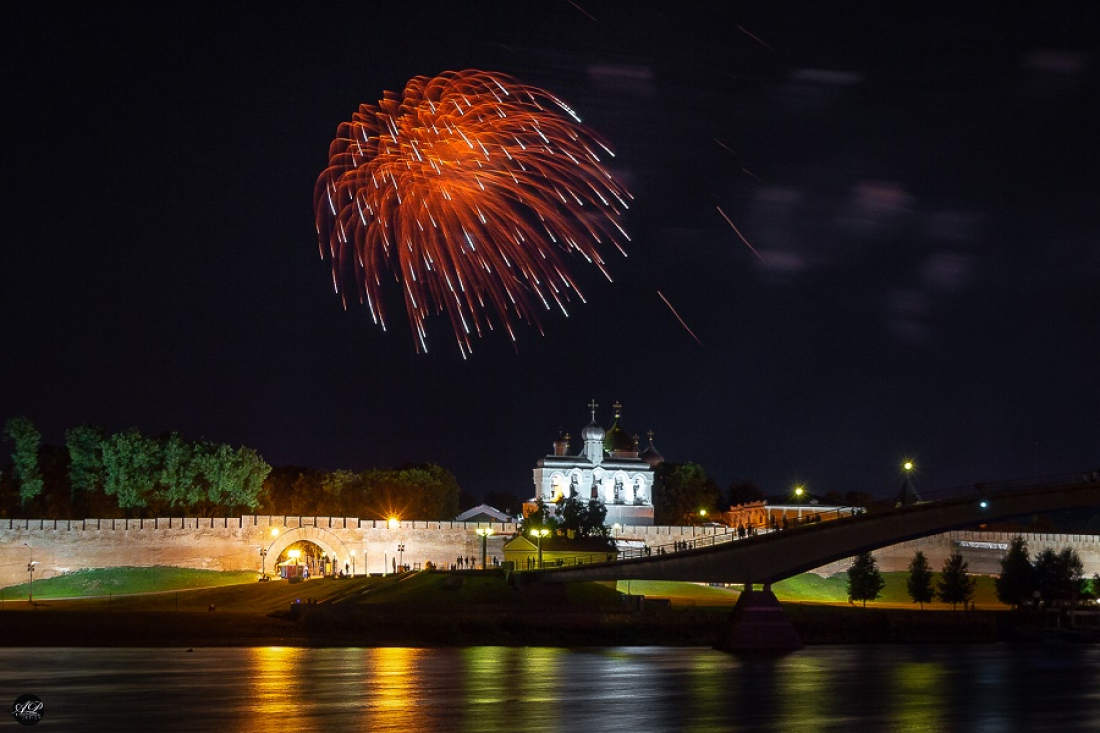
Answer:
[
  {"left": 616, "top": 573, "right": 1006, "bottom": 609},
  {"left": 1, "top": 566, "right": 1008, "bottom": 612},
  {"left": 0, "top": 567, "right": 258, "bottom": 600}
]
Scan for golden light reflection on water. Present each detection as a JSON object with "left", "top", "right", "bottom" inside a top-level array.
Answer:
[
  {"left": 891, "top": 661, "right": 946, "bottom": 732},
  {"left": 360, "top": 647, "right": 425, "bottom": 732},
  {"left": 247, "top": 647, "right": 301, "bottom": 717}
]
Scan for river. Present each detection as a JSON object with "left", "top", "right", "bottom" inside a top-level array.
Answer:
[{"left": 2, "top": 644, "right": 1098, "bottom": 731}]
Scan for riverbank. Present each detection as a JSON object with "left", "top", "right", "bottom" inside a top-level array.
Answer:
[{"left": 0, "top": 568, "right": 1065, "bottom": 648}]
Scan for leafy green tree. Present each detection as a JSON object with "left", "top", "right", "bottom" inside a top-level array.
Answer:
[
  {"left": 65, "top": 424, "right": 104, "bottom": 509},
  {"left": 938, "top": 551, "right": 977, "bottom": 610},
  {"left": 520, "top": 497, "right": 559, "bottom": 534},
  {"left": 847, "top": 551, "right": 886, "bottom": 607},
  {"left": 1034, "top": 547, "right": 1085, "bottom": 606},
  {"left": 155, "top": 431, "right": 196, "bottom": 510},
  {"left": 4, "top": 416, "right": 44, "bottom": 507},
  {"left": 906, "top": 550, "right": 935, "bottom": 609},
  {"left": 555, "top": 495, "right": 611, "bottom": 537},
  {"left": 186, "top": 442, "right": 269, "bottom": 516},
  {"left": 356, "top": 463, "right": 460, "bottom": 521},
  {"left": 994, "top": 536, "right": 1036, "bottom": 609},
  {"left": 653, "top": 462, "right": 721, "bottom": 525},
  {"left": 101, "top": 428, "right": 158, "bottom": 510},
  {"left": 321, "top": 469, "right": 358, "bottom": 515}
]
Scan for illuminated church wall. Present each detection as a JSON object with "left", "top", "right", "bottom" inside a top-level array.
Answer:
[{"left": 531, "top": 401, "right": 661, "bottom": 526}]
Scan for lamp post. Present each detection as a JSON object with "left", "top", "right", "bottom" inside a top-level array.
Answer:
[
  {"left": 476, "top": 528, "right": 494, "bottom": 569},
  {"left": 259, "top": 527, "right": 280, "bottom": 581},
  {"left": 23, "top": 543, "right": 34, "bottom": 603},
  {"left": 397, "top": 543, "right": 405, "bottom": 571},
  {"left": 530, "top": 528, "right": 550, "bottom": 569},
  {"left": 350, "top": 550, "right": 356, "bottom": 577}
]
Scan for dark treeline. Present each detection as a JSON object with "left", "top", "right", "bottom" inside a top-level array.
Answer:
[{"left": 1, "top": 417, "right": 460, "bottom": 521}]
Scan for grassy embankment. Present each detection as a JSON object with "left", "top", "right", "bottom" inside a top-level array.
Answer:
[
  {"left": 0, "top": 567, "right": 1009, "bottom": 647},
  {"left": 0, "top": 566, "right": 1004, "bottom": 610}
]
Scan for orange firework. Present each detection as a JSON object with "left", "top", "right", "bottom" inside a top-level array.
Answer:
[{"left": 315, "top": 69, "right": 631, "bottom": 355}]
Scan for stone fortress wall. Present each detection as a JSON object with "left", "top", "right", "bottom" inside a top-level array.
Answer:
[{"left": 1, "top": 515, "right": 1098, "bottom": 589}]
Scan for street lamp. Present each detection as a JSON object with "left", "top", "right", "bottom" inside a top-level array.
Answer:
[
  {"left": 476, "top": 528, "right": 494, "bottom": 569},
  {"left": 793, "top": 485, "right": 805, "bottom": 501},
  {"left": 350, "top": 550, "right": 356, "bottom": 577},
  {"left": 530, "top": 528, "right": 550, "bottom": 569},
  {"left": 23, "top": 543, "right": 34, "bottom": 604},
  {"left": 397, "top": 543, "right": 405, "bottom": 571},
  {"left": 259, "top": 546, "right": 268, "bottom": 579}
]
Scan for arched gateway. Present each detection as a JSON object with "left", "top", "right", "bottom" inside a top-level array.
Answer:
[{"left": 265, "top": 526, "right": 351, "bottom": 575}]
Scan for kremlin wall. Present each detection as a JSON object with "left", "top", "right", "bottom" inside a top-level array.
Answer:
[{"left": 2, "top": 514, "right": 1099, "bottom": 591}]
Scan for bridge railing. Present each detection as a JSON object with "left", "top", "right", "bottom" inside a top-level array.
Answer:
[{"left": 895, "top": 471, "right": 1096, "bottom": 505}]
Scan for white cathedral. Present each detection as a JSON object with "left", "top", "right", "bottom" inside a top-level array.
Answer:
[{"left": 529, "top": 400, "right": 663, "bottom": 526}]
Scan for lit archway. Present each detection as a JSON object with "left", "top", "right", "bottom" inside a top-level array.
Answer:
[{"left": 264, "top": 526, "right": 351, "bottom": 577}]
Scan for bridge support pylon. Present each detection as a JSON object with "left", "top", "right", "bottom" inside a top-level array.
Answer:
[{"left": 714, "top": 583, "right": 803, "bottom": 654}]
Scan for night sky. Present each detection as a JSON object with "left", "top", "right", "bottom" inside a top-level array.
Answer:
[{"left": 3, "top": 3, "right": 1097, "bottom": 505}]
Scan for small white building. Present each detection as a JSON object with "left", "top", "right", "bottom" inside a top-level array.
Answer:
[{"left": 528, "top": 401, "right": 662, "bottom": 526}]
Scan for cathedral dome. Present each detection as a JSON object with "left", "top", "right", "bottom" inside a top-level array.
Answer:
[
  {"left": 640, "top": 431, "right": 664, "bottom": 468},
  {"left": 581, "top": 420, "right": 605, "bottom": 442},
  {"left": 603, "top": 402, "right": 637, "bottom": 455}
]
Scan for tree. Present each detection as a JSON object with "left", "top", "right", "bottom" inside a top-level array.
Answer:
[
  {"left": 938, "top": 551, "right": 977, "bottom": 610},
  {"left": 4, "top": 416, "right": 44, "bottom": 508},
  {"left": 66, "top": 424, "right": 105, "bottom": 510},
  {"left": 1034, "top": 547, "right": 1085, "bottom": 606},
  {"left": 847, "top": 552, "right": 886, "bottom": 607},
  {"left": 653, "top": 462, "right": 721, "bottom": 525},
  {"left": 101, "top": 428, "right": 158, "bottom": 510},
  {"left": 906, "top": 550, "right": 935, "bottom": 609},
  {"left": 155, "top": 431, "right": 196, "bottom": 511},
  {"left": 555, "top": 495, "right": 611, "bottom": 537},
  {"left": 520, "top": 497, "right": 558, "bottom": 534},
  {"left": 994, "top": 535, "right": 1036, "bottom": 609}
]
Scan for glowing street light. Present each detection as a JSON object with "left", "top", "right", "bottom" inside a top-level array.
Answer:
[
  {"left": 903, "top": 461, "right": 915, "bottom": 472},
  {"left": 793, "top": 485, "right": 805, "bottom": 500},
  {"left": 530, "top": 528, "right": 550, "bottom": 569},
  {"left": 388, "top": 517, "right": 400, "bottom": 530},
  {"left": 476, "top": 528, "right": 495, "bottom": 569}
]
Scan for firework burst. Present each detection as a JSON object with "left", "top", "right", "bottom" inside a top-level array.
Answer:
[{"left": 314, "top": 69, "right": 632, "bottom": 355}]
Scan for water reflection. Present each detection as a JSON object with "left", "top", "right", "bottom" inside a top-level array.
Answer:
[
  {"left": 1, "top": 645, "right": 1099, "bottom": 731},
  {"left": 891, "top": 659, "right": 946, "bottom": 732}
]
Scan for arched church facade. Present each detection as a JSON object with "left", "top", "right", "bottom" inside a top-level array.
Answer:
[{"left": 530, "top": 401, "right": 663, "bottom": 526}]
